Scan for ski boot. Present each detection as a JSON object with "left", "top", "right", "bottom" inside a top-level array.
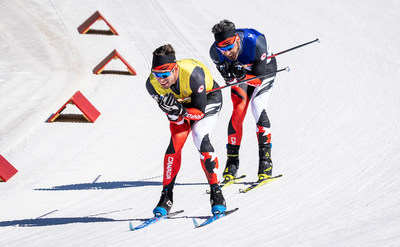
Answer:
[
  {"left": 153, "top": 188, "right": 173, "bottom": 216},
  {"left": 223, "top": 144, "right": 240, "bottom": 182},
  {"left": 210, "top": 184, "right": 226, "bottom": 215},
  {"left": 258, "top": 143, "right": 273, "bottom": 181}
]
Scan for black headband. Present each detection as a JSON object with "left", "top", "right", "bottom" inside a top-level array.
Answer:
[
  {"left": 214, "top": 29, "right": 236, "bottom": 43},
  {"left": 152, "top": 54, "right": 176, "bottom": 69}
]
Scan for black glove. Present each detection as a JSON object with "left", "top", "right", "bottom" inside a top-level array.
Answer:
[
  {"left": 230, "top": 61, "right": 246, "bottom": 80},
  {"left": 217, "top": 60, "right": 233, "bottom": 81},
  {"left": 158, "top": 93, "right": 185, "bottom": 116}
]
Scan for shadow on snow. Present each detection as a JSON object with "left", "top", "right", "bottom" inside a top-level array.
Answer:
[
  {"left": 0, "top": 215, "right": 208, "bottom": 228},
  {"left": 34, "top": 181, "right": 208, "bottom": 191},
  {"left": 0, "top": 217, "right": 129, "bottom": 227}
]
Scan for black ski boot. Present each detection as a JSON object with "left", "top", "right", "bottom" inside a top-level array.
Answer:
[
  {"left": 258, "top": 143, "right": 273, "bottom": 181},
  {"left": 223, "top": 144, "right": 240, "bottom": 182},
  {"left": 210, "top": 184, "right": 226, "bottom": 215},
  {"left": 153, "top": 187, "right": 173, "bottom": 216}
]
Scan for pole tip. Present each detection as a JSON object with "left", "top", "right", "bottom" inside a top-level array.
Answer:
[
  {"left": 316, "top": 38, "right": 321, "bottom": 43},
  {"left": 285, "top": 66, "right": 291, "bottom": 72}
]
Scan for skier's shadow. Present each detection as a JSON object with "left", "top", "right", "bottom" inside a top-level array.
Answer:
[
  {"left": 0, "top": 215, "right": 209, "bottom": 228},
  {"left": 0, "top": 217, "right": 128, "bottom": 227},
  {"left": 34, "top": 181, "right": 208, "bottom": 191}
]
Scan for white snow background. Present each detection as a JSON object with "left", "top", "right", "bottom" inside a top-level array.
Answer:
[{"left": 1, "top": 0, "right": 400, "bottom": 246}]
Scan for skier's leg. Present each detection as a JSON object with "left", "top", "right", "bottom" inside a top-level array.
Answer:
[
  {"left": 154, "top": 120, "right": 191, "bottom": 216},
  {"left": 192, "top": 98, "right": 226, "bottom": 214},
  {"left": 191, "top": 99, "right": 222, "bottom": 185},
  {"left": 251, "top": 72, "right": 275, "bottom": 180},
  {"left": 163, "top": 120, "right": 191, "bottom": 186},
  {"left": 224, "top": 85, "right": 252, "bottom": 179},
  {"left": 227, "top": 85, "right": 251, "bottom": 146}
]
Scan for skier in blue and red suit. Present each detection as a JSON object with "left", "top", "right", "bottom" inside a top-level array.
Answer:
[
  {"left": 209, "top": 19, "right": 278, "bottom": 182},
  {"left": 146, "top": 44, "right": 226, "bottom": 216}
]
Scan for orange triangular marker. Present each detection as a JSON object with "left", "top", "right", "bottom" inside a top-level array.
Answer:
[
  {"left": 47, "top": 91, "right": 101, "bottom": 123},
  {"left": 77, "top": 11, "right": 118, "bottom": 35},
  {"left": 0, "top": 154, "right": 18, "bottom": 182},
  {"left": 93, "top": 49, "right": 137, "bottom": 75}
]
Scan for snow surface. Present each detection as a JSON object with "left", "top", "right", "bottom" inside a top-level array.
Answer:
[{"left": 1, "top": 0, "right": 400, "bottom": 246}]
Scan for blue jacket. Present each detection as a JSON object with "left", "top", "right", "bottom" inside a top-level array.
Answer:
[{"left": 217, "top": 28, "right": 265, "bottom": 65}]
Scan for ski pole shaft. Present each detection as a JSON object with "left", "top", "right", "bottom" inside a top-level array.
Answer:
[
  {"left": 179, "top": 66, "right": 290, "bottom": 101},
  {"left": 267, "top": 38, "right": 320, "bottom": 59},
  {"left": 208, "top": 67, "right": 290, "bottom": 93}
]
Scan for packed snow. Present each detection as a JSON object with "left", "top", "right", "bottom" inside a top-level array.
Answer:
[{"left": 1, "top": 0, "right": 400, "bottom": 246}]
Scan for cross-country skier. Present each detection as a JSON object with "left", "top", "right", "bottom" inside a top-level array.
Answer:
[
  {"left": 209, "top": 19, "right": 278, "bottom": 182},
  {"left": 146, "top": 44, "right": 226, "bottom": 216}
]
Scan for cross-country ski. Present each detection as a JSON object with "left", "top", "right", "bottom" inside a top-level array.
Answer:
[
  {"left": 239, "top": 174, "right": 283, "bottom": 193},
  {"left": 193, "top": 208, "right": 239, "bottom": 228},
  {"left": 129, "top": 210, "right": 184, "bottom": 231}
]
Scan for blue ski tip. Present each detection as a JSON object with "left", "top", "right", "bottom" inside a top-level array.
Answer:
[
  {"left": 129, "top": 222, "right": 135, "bottom": 231},
  {"left": 192, "top": 218, "right": 199, "bottom": 227}
]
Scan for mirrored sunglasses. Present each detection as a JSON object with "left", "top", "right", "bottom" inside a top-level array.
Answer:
[
  {"left": 153, "top": 69, "right": 174, "bottom": 79},
  {"left": 217, "top": 42, "right": 236, "bottom": 52}
]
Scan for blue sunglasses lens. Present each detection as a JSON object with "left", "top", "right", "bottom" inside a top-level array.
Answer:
[
  {"left": 218, "top": 43, "right": 235, "bottom": 52},
  {"left": 153, "top": 71, "right": 172, "bottom": 78}
]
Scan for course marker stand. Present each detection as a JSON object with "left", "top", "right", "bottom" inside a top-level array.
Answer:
[
  {"left": 77, "top": 11, "right": 118, "bottom": 35},
  {"left": 93, "top": 49, "right": 137, "bottom": 75},
  {"left": 47, "top": 91, "right": 101, "bottom": 123},
  {"left": 0, "top": 154, "right": 18, "bottom": 182}
]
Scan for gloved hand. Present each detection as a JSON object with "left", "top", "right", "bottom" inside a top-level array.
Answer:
[
  {"left": 217, "top": 60, "right": 233, "bottom": 82},
  {"left": 230, "top": 61, "right": 246, "bottom": 80},
  {"left": 158, "top": 93, "right": 185, "bottom": 116}
]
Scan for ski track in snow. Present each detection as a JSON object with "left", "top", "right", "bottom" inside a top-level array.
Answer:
[{"left": 1, "top": 0, "right": 400, "bottom": 246}]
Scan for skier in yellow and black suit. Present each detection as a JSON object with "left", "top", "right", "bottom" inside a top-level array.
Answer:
[{"left": 145, "top": 44, "right": 226, "bottom": 216}]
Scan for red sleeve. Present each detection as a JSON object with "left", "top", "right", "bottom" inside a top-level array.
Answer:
[
  {"left": 243, "top": 74, "right": 262, "bottom": 86},
  {"left": 184, "top": 107, "right": 204, "bottom": 121}
]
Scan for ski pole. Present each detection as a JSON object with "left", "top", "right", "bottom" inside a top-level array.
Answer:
[
  {"left": 267, "top": 38, "right": 320, "bottom": 59},
  {"left": 179, "top": 66, "right": 290, "bottom": 101}
]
